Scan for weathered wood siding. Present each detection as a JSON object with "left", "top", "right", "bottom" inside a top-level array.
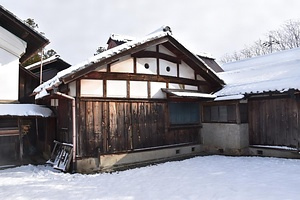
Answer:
[
  {"left": 249, "top": 98, "right": 299, "bottom": 148},
  {"left": 77, "top": 100, "right": 199, "bottom": 157},
  {"left": 56, "top": 98, "right": 72, "bottom": 143}
]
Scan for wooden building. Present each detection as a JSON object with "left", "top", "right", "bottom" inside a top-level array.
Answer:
[
  {"left": 212, "top": 47, "right": 300, "bottom": 158},
  {"left": 25, "top": 55, "right": 71, "bottom": 82},
  {"left": 0, "top": 6, "right": 54, "bottom": 167},
  {"left": 34, "top": 26, "right": 224, "bottom": 172}
]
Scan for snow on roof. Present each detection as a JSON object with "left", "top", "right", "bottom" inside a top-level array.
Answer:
[
  {"left": 215, "top": 47, "right": 300, "bottom": 97},
  {"left": 25, "top": 54, "right": 61, "bottom": 70},
  {"left": 214, "top": 94, "right": 244, "bottom": 101},
  {"left": 109, "top": 33, "right": 135, "bottom": 43},
  {"left": 197, "top": 52, "right": 215, "bottom": 60},
  {"left": 162, "top": 89, "right": 216, "bottom": 99},
  {"left": 33, "top": 26, "right": 171, "bottom": 99},
  {"left": 0, "top": 104, "right": 53, "bottom": 117},
  {"left": 33, "top": 25, "right": 219, "bottom": 99}
]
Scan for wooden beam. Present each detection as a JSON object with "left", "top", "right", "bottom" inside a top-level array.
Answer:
[
  {"left": 133, "top": 57, "right": 137, "bottom": 74},
  {"left": 127, "top": 80, "right": 130, "bottom": 98},
  {"left": 132, "top": 50, "right": 181, "bottom": 64},
  {"left": 84, "top": 72, "right": 209, "bottom": 86},
  {"left": 156, "top": 46, "right": 160, "bottom": 75}
]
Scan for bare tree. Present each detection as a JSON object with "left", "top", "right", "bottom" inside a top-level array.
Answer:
[{"left": 220, "top": 19, "right": 300, "bottom": 63}]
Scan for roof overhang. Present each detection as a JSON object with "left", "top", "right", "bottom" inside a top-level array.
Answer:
[
  {"left": 162, "top": 88, "right": 216, "bottom": 99},
  {"left": 214, "top": 94, "right": 245, "bottom": 101},
  {"left": 25, "top": 55, "right": 71, "bottom": 71},
  {"left": 0, "top": 6, "right": 49, "bottom": 63},
  {"left": 0, "top": 104, "right": 53, "bottom": 117}
]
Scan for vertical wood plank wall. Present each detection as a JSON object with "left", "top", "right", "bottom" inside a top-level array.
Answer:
[
  {"left": 77, "top": 100, "right": 199, "bottom": 157},
  {"left": 249, "top": 98, "right": 299, "bottom": 147}
]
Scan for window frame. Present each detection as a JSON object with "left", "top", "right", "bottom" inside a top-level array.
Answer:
[
  {"left": 168, "top": 101, "right": 201, "bottom": 127},
  {"left": 202, "top": 102, "right": 248, "bottom": 124}
]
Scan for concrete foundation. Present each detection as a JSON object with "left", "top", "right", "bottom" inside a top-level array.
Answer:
[
  {"left": 201, "top": 123, "right": 249, "bottom": 155},
  {"left": 76, "top": 144, "right": 202, "bottom": 173},
  {"left": 248, "top": 146, "right": 300, "bottom": 159}
]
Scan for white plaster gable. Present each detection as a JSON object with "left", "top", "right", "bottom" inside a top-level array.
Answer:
[{"left": 0, "top": 26, "right": 27, "bottom": 57}]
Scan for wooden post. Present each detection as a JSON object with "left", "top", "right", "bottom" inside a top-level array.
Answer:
[
  {"left": 236, "top": 103, "right": 241, "bottom": 124},
  {"left": 35, "top": 117, "right": 39, "bottom": 149},
  {"left": 40, "top": 48, "right": 44, "bottom": 84},
  {"left": 18, "top": 118, "right": 23, "bottom": 162},
  {"left": 156, "top": 45, "right": 160, "bottom": 75}
]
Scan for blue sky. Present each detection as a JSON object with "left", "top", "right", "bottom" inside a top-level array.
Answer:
[{"left": 2, "top": 0, "right": 300, "bottom": 64}]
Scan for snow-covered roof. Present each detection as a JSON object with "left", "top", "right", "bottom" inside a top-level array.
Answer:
[
  {"left": 215, "top": 47, "right": 300, "bottom": 97},
  {"left": 214, "top": 94, "right": 244, "bottom": 101},
  {"left": 25, "top": 54, "right": 61, "bottom": 70},
  {"left": 162, "top": 89, "right": 216, "bottom": 99},
  {"left": 0, "top": 104, "right": 53, "bottom": 117},
  {"left": 108, "top": 33, "right": 135, "bottom": 43},
  {"left": 33, "top": 26, "right": 221, "bottom": 99}
]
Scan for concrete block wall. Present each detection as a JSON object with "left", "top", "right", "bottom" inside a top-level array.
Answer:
[{"left": 201, "top": 123, "right": 249, "bottom": 155}]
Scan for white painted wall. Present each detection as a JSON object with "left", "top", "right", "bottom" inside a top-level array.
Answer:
[
  {"left": 0, "top": 27, "right": 26, "bottom": 102},
  {"left": 110, "top": 56, "right": 134, "bottom": 73},
  {"left": 68, "top": 81, "right": 76, "bottom": 97},
  {"left": 145, "top": 46, "right": 156, "bottom": 52},
  {"left": 136, "top": 58, "right": 157, "bottom": 74},
  {"left": 0, "top": 26, "right": 27, "bottom": 57},
  {"left": 95, "top": 65, "right": 107, "bottom": 72},
  {"left": 0, "top": 54, "right": 19, "bottom": 102},
  {"left": 130, "top": 81, "right": 148, "bottom": 98},
  {"left": 159, "top": 59, "right": 177, "bottom": 77},
  {"left": 179, "top": 61, "right": 195, "bottom": 79},
  {"left": 150, "top": 82, "right": 166, "bottom": 99},
  {"left": 158, "top": 45, "right": 176, "bottom": 56},
  {"left": 80, "top": 79, "right": 103, "bottom": 97},
  {"left": 169, "top": 83, "right": 184, "bottom": 90},
  {"left": 185, "top": 85, "right": 198, "bottom": 90},
  {"left": 107, "top": 80, "right": 127, "bottom": 98}
]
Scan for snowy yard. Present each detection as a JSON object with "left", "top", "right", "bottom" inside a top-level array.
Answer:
[{"left": 0, "top": 156, "right": 299, "bottom": 200}]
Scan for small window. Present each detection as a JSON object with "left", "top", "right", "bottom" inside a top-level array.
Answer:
[
  {"left": 203, "top": 104, "right": 238, "bottom": 123},
  {"left": 144, "top": 63, "right": 150, "bottom": 69},
  {"left": 166, "top": 66, "right": 171, "bottom": 72},
  {"left": 169, "top": 102, "right": 200, "bottom": 125}
]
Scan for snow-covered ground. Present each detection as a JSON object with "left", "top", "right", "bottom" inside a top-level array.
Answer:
[{"left": 0, "top": 155, "right": 299, "bottom": 200}]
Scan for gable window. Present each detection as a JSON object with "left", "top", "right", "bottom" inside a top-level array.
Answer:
[{"left": 169, "top": 102, "right": 200, "bottom": 125}]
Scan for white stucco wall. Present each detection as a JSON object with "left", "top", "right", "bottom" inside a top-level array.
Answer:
[
  {"left": 159, "top": 59, "right": 177, "bottom": 77},
  {"left": 0, "top": 53, "right": 19, "bottom": 101},
  {"left": 130, "top": 81, "right": 148, "bottom": 98},
  {"left": 80, "top": 79, "right": 103, "bottom": 97},
  {"left": 0, "top": 27, "right": 27, "bottom": 102},
  {"left": 179, "top": 61, "right": 195, "bottom": 79},
  {"left": 136, "top": 58, "right": 157, "bottom": 74},
  {"left": 107, "top": 80, "right": 127, "bottom": 98},
  {"left": 110, "top": 56, "right": 134, "bottom": 73},
  {"left": 150, "top": 82, "right": 166, "bottom": 98}
]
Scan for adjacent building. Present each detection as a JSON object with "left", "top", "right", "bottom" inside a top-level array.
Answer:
[{"left": 0, "top": 6, "right": 54, "bottom": 166}]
